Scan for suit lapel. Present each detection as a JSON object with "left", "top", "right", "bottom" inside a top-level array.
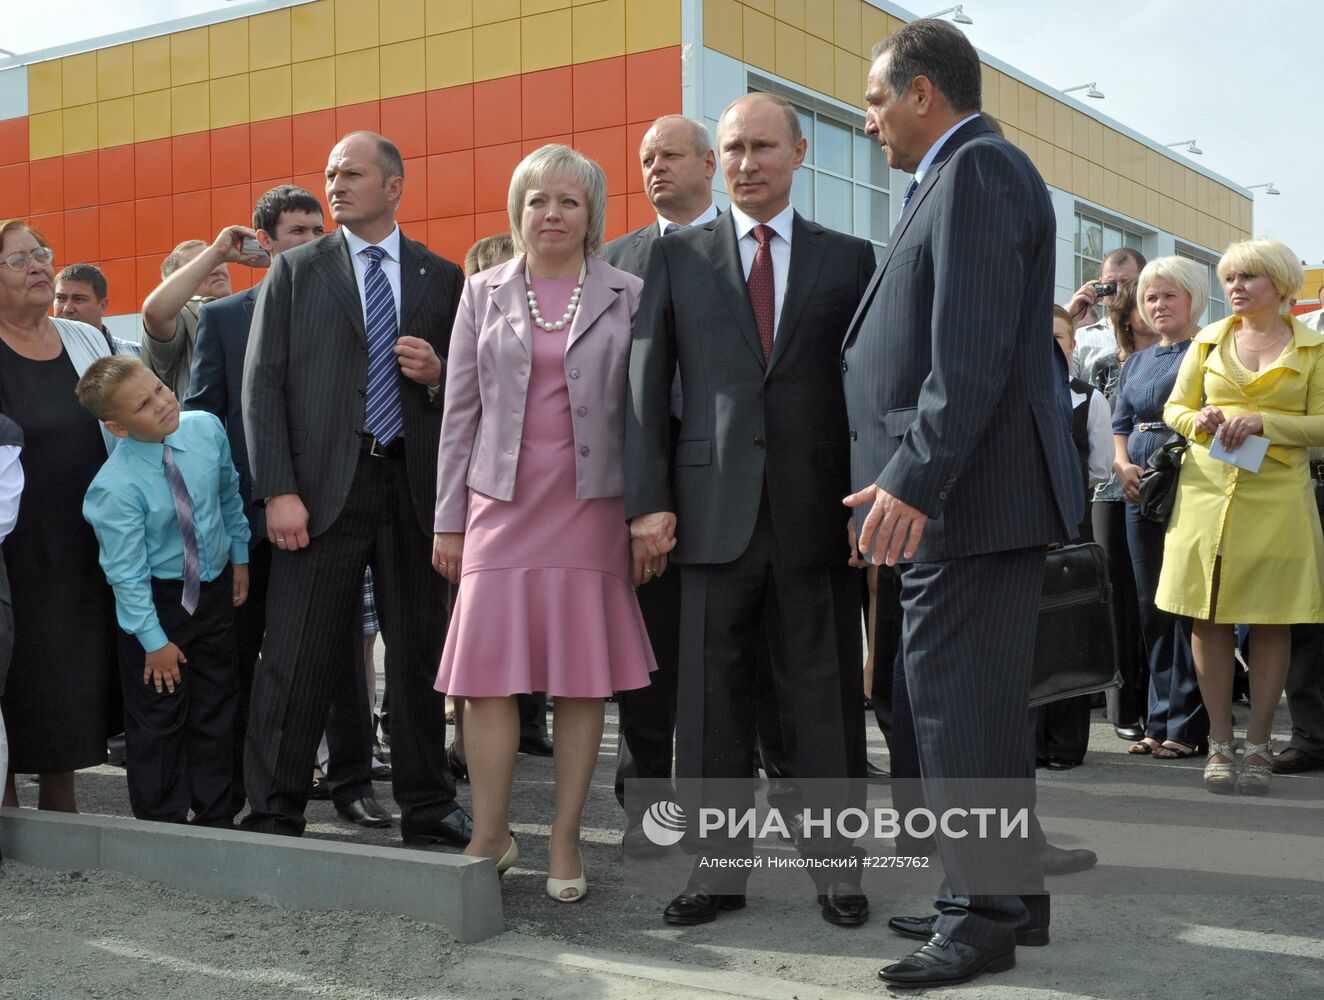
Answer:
[
  {"left": 567, "top": 257, "right": 620, "bottom": 350},
  {"left": 768, "top": 213, "right": 823, "bottom": 373},
  {"left": 706, "top": 214, "right": 766, "bottom": 367},
  {"left": 242, "top": 286, "right": 256, "bottom": 321},
  {"left": 313, "top": 231, "right": 367, "bottom": 343},
  {"left": 398, "top": 235, "right": 428, "bottom": 332},
  {"left": 489, "top": 257, "right": 533, "bottom": 357}
]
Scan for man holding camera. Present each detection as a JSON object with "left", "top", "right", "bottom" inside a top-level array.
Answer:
[{"left": 1065, "top": 247, "right": 1146, "bottom": 380}]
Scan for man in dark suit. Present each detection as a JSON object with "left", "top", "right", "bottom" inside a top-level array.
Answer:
[
  {"left": 240, "top": 132, "right": 471, "bottom": 845},
  {"left": 627, "top": 93, "right": 875, "bottom": 927},
  {"left": 841, "top": 21, "right": 1081, "bottom": 988},
  {"left": 185, "top": 185, "right": 389, "bottom": 829}
]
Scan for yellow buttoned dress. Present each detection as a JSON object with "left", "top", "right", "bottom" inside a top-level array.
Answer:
[{"left": 1155, "top": 316, "right": 1324, "bottom": 624}]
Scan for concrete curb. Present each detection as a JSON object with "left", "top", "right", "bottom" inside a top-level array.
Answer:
[{"left": 0, "top": 807, "right": 505, "bottom": 943}]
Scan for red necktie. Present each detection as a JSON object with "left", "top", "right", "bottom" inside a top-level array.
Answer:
[{"left": 747, "top": 224, "right": 775, "bottom": 362}]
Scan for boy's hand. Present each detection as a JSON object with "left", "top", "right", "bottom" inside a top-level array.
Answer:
[
  {"left": 232, "top": 564, "right": 249, "bottom": 607},
  {"left": 145, "top": 642, "right": 186, "bottom": 694}
]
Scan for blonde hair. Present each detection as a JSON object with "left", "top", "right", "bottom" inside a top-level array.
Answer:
[
  {"left": 76, "top": 355, "right": 149, "bottom": 421},
  {"left": 1136, "top": 256, "right": 1209, "bottom": 329},
  {"left": 507, "top": 145, "right": 607, "bottom": 256},
  {"left": 1216, "top": 237, "right": 1304, "bottom": 311}
]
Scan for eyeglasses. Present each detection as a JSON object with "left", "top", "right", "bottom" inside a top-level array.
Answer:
[{"left": 3, "top": 246, "right": 55, "bottom": 271}]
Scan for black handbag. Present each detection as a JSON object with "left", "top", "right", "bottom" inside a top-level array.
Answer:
[
  {"left": 1137, "top": 433, "right": 1190, "bottom": 524},
  {"left": 1030, "top": 542, "right": 1121, "bottom": 708}
]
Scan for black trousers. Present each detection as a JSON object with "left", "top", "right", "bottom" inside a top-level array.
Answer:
[
  {"left": 242, "top": 453, "right": 455, "bottom": 836},
  {"left": 1093, "top": 500, "right": 1148, "bottom": 728},
  {"left": 117, "top": 567, "right": 239, "bottom": 827},
  {"left": 870, "top": 565, "right": 903, "bottom": 752},
  {"left": 675, "top": 493, "right": 863, "bottom": 886}
]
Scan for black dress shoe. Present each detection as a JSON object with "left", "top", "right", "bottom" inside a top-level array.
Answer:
[
  {"left": 447, "top": 744, "right": 469, "bottom": 783},
  {"left": 878, "top": 932, "right": 1015, "bottom": 988},
  {"left": 334, "top": 796, "right": 393, "bottom": 828},
  {"left": 401, "top": 807, "right": 474, "bottom": 847},
  {"left": 622, "top": 820, "right": 666, "bottom": 859},
  {"left": 817, "top": 882, "right": 869, "bottom": 926},
  {"left": 518, "top": 734, "right": 554, "bottom": 756},
  {"left": 1114, "top": 723, "right": 1145, "bottom": 741},
  {"left": 888, "top": 913, "right": 1048, "bottom": 947},
  {"left": 662, "top": 885, "right": 747, "bottom": 925},
  {"left": 308, "top": 776, "right": 330, "bottom": 801},
  {"left": 1273, "top": 747, "right": 1324, "bottom": 774},
  {"left": 1040, "top": 843, "right": 1097, "bottom": 876},
  {"left": 370, "top": 762, "right": 392, "bottom": 781},
  {"left": 865, "top": 760, "right": 891, "bottom": 783},
  {"left": 1044, "top": 756, "right": 1079, "bottom": 771}
]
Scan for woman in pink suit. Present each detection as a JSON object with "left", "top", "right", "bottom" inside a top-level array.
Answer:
[{"left": 433, "top": 145, "right": 656, "bottom": 902}]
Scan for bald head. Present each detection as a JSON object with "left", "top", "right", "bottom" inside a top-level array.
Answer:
[{"left": 639, "top": 116, "right": 716, "bottom": 225}]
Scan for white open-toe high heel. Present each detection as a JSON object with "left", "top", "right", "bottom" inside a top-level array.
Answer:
[{"left": 546, "top": 851, "right": 587, "bottom": 903}]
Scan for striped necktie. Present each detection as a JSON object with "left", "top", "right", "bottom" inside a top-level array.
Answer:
[
  {"left": 901, "top": 178, "right": 918, "bottom": 210},
  {"left": 162, "top": 444, "right": 200, "bottom": 614},
  {"left": 362, "top": 245, "right": 403, "bottom": 445},
  {"left": 663, "top": 222, "right": 682, "bottom": 235}
]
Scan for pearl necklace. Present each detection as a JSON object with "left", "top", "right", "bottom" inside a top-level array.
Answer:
[{"left": 525, "top": 260, "right": 586, "bottom": 331}]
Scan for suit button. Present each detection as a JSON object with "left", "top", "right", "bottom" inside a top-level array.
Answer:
[
  {"left": 939, "top": 491, "right": 948, "bottom": 500},
  {"left": 569, "top": 368, "right": 580, "bottom": 379},
  {"left": 753, "top": 437, "right": 765, "bottom": 448},
  {"left": 580, "top": 446, "right": 590, "bottom": 457},
  {"left": 841, "top": 360, "right": 848, "bottom": 373},
  {"left": 850, "top": 429, "right": 858, "bottom": 441},
  {"left": 576, "top": 406, "right": 587, "bottom": 416},
  {"left": 357, "top": 388, "right": 365, "bottom": 396}
]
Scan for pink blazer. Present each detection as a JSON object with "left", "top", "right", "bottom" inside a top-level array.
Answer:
[{"left": 434, "top": 254, "right": 643, "bottom": 533}]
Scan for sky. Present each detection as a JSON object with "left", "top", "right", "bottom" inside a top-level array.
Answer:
[{"left": 5, "top": 0, "right": 1322, "bottom": 262}]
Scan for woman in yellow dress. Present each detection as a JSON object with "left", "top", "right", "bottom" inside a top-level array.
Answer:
[{"left": 1157, "top": 237, "right": 1324, "bottom": 795}]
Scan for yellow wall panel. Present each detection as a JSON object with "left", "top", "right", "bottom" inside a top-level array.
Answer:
[
  {"left": 1087, "top": 161, "right": 1103, "bottom": 203},
  {"left": 625, "top": 0, "right": 680, "bottom": 52},
  {"left": 1157, "top": 195, "right": 1174, "bottom": 233},
  {"left": 804, "top": 33, "right": 834, "bottom": 97},
  {"left": 1054, "top": 147, "right": 1071, "bottom": 192},
  {"left": 834, "top": 48, "right": 864, "bottom": 106},
  {"left": 97, "top": 45, "right": 135, "bottom": 101},
  {"left": 28, "top": 61, "right": 62, "bottom": 115},
  {"left": 1071, "top": 154, "right": 1087, "bottom": 197},
  {"left": 171, "top": 28, "right": 210, "bottom": 86},
  {"left": 1070, "top": 111, "right": 1088, "bottom": 157},
  {"left": 336, "top": 0, "right": 380, "bottom": 52},
  {"left": 249, "top": 9, "right": 292, "bottom": 69},
  {"left": 1103, "top": 169, "right": 1118, "bottom": 210},
  {"left": 425, "top": 30, "right": 474, "bottom": 89},
  {"left": 472, "top": 19, "right": 521, "bottom": 80},
  {"left": 97, "top": 96, "right": 134, "bottom": 147},
  {"left": 62, "top": 104, "right": 97, "bottom": 155},
  {"left": 336, "top": 48, "right": 380, "bottom": 103},
  {"left": 1159, "top": 157, "right": 1173, "bottom": 198},
  {"left": 210, "top": 74, "right": 249, "bottom": 128},
  {"left": 521, "top": 10, "right": 572, "bottom": 72},
  {"left": 980, "top": 66, "right": 1000, "bottom": 117},
  {"left": 774, "top": 22, "right": 806, "bottom": 85},
  {"left": 833, "top": 0, "right": 859, "bottom": 55},
  {"left": 381, "top": 0, "right": 426, "bottom": 44},
  {"left": 133, "top": 37, "right": 172, "bottom": 94},
  {"left": 473, "top": 0, "right": 520, "bottom": 25},
  {"left": 426, "top": 0, "right": 471, "bottom": 33},
  {"left": 28, "top": 110, "right": 63, "bottom": 159},
  {"left": 573, "top": 0, "right": 625, "bottom": 63},
  {"left": 133, "top": 90, "right": 171, "bottom": 141},
  {"left": 705, "top": 0, "right": 743, "bottom": 60},
  {"left": 860, "top": 5, "right": 888, "bottom": 56},
  {"left": 777, "top": 0, "right": 806, "bottom": 31},
  {"left": 380, "top": 39, "right": 426, "bottom": 97},
  {"left": 744, "top": 0, "right": 773, "bottom": 13},
  {"left": 1036, "top": 95, "right": 1053, "bottom": 141},
  {"left": 250, "top": 66, "right": 293, "bottom": 120},
  {"left": 172, "top": 81, "right": 210, "bottom": 134},
  {"left": 1052, "top": 100, "right": 1070, "bottom": 149},
  {"left": 210, "top": 19, "right": 249, "bottom": 76},
  {"left": 291, "top": 56, "right": 336, "bottom": 113},
  {"left": 1145, "top": 150, "right": 1160, "bottom": 191},
  {"left": 743, "top": 7, "right": 775, "bottom": 72},
  {"left": 1017, "top": 86, "right": 1038, "bottom": 141},
  {"left": 523, "top": 0, "right": 571, "bottom": 12},
  {"left": 1086, "top": 119, "right": 1103, "bottom": 164},
  {"left": 63, "top": 53, "right": 99, "bottom": 108},
  {"left": 1102, "top": 128, "right": 1118, "bottom": 173},
  {"left": 291, "top": 0, "right": 336, "bottom": 62}
]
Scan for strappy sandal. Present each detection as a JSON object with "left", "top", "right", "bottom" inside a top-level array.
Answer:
[
  {"left": 1239, "top": 739, "right": 1273, "bottom": 796},
  {"left": 1153, "top": 740, "right": 1199, "bottom": 759},
  {"left": 1128, "top": 737, "right": 1161, "bottom": 755},
  {"left": 1203, "top": 739, "right": 1237, "bottom": 794}
]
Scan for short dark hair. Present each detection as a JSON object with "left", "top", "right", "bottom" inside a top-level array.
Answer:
[
  {"left": 464, "top": 234, "right": 515, "bottom": 277},
  {"left": 253, "top": 185, "right": 323, "bottom": 235},
  {"left": 340, "top": 130, "right": 405, "bottom": 181},
  {"left": 870, "top": 19, "right": 981, "bottom": 114},
  {"left": 76, "top": 355, "right": 148, "bottom": 421},
  {"left": 1103, "top": 247, "right": 1146, "bottom": 273},
  {"left": 55, "top": 262, "right": 108, "bottom": 300}
]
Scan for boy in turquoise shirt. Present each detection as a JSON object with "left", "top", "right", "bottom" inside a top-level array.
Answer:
[{"left": 79, "top": 356, "right": 250, "bottom": 826}]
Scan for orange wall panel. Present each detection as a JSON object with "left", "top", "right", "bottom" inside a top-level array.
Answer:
[
  {"left": 521, "top": 68, "right": 573, "bottom": 140},
  {"left": 426, "top": 87, "right": 474, "bottom": 154},
  {"left": 335, "top": 101, "right": 380, "bottom": 136},
  {"left": 30, "top": 159, "right": 65, "bottom": 215},
  {"left": 172, "top": 132, "right": 212, "bottom": 193},
  {"left": 0, "top": 163, "right": 31, "bottom": 218},
  {"left": 473, "top": 141, "right": 523, "bottom": 213},
  {"left": 135, "top": 139, "right": 173, "bottom": 198},
  {"left": 172, "top": 189, "right": 212, "bottom": 244},
  {"left": 63, "top": 151, "right": 100, "bottom": 210},
  {"left": 64, "top": 206, "right": 100, "bottom": 261},
  {"left": 211, "top": 125, "right": 252, "bottom": 188},
  {"left": 381, "top": 94, "right": 427, "bottom": 159},
  {"left": 473, "top": 77, "right": 522, "bottom": 147},
  {"left": 30, "top": 212, "right": 64, "bottom": 255},
  {"left": 98, "top": 145, "right": 136, "bottom": 204},
  {"left": 0, "top": 118, "right": 29, "bottom": 166},
  {"left": 427, "top": 150, "right": 474, "bottom": 219},
  {"left": 251, "top": 118, "right": 294, "bottom": 180},
  {"left": 625, "top": 47, "right": 679, "bottom": 124},
  {"left": 99, "top": 201, "right": 136, "bottom": 260},
  {"left": 572, "top": 57, "right": 625, "bottom": 132},
  {"left": 135, "top": 194, "right": 173, "bottom": 254}
]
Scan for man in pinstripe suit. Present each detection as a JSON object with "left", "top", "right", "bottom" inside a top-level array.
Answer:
[
  {"left": 841, "top": 21, "right": 1081, "bottom": 988},
  {"left": 240, "top": 132, "right": 471, "bottom": 844}
]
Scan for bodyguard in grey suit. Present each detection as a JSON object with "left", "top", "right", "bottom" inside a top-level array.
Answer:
[
  {"left": 240, "top": 132, "right": 471, "bottom": 844},
  {"left": 628, "top": 94, "right": 875, "bottom": 928},
  {"left": 841, "top": 22, "right": 1081, "bottom": 989}
]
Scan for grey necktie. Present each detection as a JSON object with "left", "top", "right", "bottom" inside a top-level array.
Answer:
[{"left": 162, "top": 444, "right": 200, "bottom": 614}]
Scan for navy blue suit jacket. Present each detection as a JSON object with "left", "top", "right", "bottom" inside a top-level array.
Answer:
[
  {"left": 183, "top": 286, "right": 262, "bottom": 540},
  {"left": 841, "top": 117, "right": 1081, "bottom": 562}
]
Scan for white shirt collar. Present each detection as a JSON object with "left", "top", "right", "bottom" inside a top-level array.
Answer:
[
  {"left": 343, "top": 224, "right": 401, "bottom": 261},
  {"left": 913, "top": 113, "right": 982, "bottom": 187},
  {"left": 656, "top": 203, "right": 718, "bottom": 237},
  {"left": 728, "top": 202, "right": 795, "bottom": 246}
]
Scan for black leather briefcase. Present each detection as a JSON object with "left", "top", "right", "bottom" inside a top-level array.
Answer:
[{"left": 1030, "top": 542, "right": 1121, "bottom": 708}]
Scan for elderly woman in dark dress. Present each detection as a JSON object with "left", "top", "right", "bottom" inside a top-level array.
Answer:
[{"left": 0, "top": 219, "right": 116, "bottom": 812}]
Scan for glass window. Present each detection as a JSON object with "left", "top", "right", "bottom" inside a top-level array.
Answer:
[
  {"left": 1177, "top": 248, "right": 1227, "bottom": 325},
  {"left": 816, "top": 117, "right": 852, "bottom": 176},
  {"left": 1074, "top": 209, "right": 1143, "bottom": 294},
  {"left": 855, "top": 188, "right": 888, "bottom": 241},
  {"left": 791, "top": 170, "right": 813, "bottom": 216},
  {"left": 817, "top": 174, "right": 852, "bottom": 234}
]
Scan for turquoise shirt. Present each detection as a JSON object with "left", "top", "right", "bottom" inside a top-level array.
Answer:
[{"left": 83, "top": 410, "right": 250, "bottom": 652}]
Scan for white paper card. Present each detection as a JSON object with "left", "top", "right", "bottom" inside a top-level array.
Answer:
[{"left": 1209, "top": 432, "right": 1269, "bottom": 472}]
